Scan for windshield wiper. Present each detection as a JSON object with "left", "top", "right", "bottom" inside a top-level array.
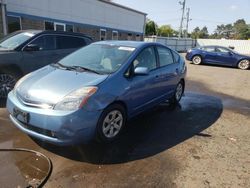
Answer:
[
  {"left": 51, "top": 63, "right": 76, "bottom": 70},
  {"left": 70, "top": 66, "right": 102, "bottom": 74}
]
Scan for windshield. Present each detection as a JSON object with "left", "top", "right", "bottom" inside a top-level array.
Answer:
[
  {"left": 0, "top": 32, "right": 35, "bottom": 50},
  {"left": 58, "top": 44, "right": 135, "bottom": 74}
]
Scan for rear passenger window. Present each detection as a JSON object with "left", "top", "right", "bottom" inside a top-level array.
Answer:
[
  {"left": 57, "top": 36, "right": 86, "bottom": 49},
  {"left": 157, "top": 47, "right": 174, "bottom": 66},
  {"left": 30, "top": 35, "right": 56, "bottom": 50}
]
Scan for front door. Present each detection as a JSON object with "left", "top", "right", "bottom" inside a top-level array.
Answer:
[
  {"left": 125, "top": 46, "right": 161, "bottom": 115},
  {"left": 21, "top": 35, "right": 61, "bottom": 73}
]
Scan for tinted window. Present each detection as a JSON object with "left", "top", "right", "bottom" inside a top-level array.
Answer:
[
  {"left": 133, "top": 47, "right": 157, "bottom": 71},
  {"left": 57, "top": 36, "right": 86, "bottom": 49},
  {"left": 30, "top": 35, "right": 56, "bottom": 50},
  {"left": 7, "top": 16, "right": 21, "bottom": 33},
  {"left": 157, "top": 46, "right": 174, "bottom": 66}
]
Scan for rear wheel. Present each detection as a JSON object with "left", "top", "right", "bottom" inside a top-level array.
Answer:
[
  {"left": 96, "top": 104, "right": 126, "bottom": 143},
  {"left": 0, "top": 73, "right": 18, "bottom": 99},
  {"left": 192, "top": 55, "right": 202, "bottom": 65},
  {"left": 169, "top": 81, "right": 184, "bottom": 105},
  {"left": 238, "top": 59, "right": 250, "bottom": 70}
]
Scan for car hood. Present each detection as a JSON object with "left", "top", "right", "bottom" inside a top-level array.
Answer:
[{"left": 16, "top": 65, "right": 109, "bottom": 105}]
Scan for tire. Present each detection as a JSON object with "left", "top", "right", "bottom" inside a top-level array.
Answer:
[
  {"left": 237, "top": 59, "right": 250, "bottom": 70},
  {"left": 0, "top": 73, "right": 18, "bottom": 99},
  {"left": 192, "top": 55, "right": 202, "bottom": 65},
  {"left": 96, "top": 104, "right": 126, "bottom": 143},
  {"left": 169, "top": 81, "right": 184, "bottom": 105}
]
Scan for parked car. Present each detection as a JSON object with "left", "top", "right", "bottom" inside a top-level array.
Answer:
[
  {"left": 186, "top": 45, "right": 250, "bottom": 70},
  {"left": 7, "top": 41, "right": 186, "bottom": 145},
  {"left": 0, "top": 30, "right": 93, "bottom": 99}
]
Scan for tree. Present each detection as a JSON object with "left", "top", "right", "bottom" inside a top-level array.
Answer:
[
  {"left": 145, "top": 19, "right": 157, "bottom": 36},
  {"left": 157, "top": 25, "right": 175, "bottom": 37},
  {"left": 233, "top": 19, "right": 250, "bottom": 39},
  {"left": 191, "top": 27, "right": 200, "bottom": 39}
]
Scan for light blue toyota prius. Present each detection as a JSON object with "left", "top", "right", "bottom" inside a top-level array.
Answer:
[{"left": 7, "top": 41, "right": 186, "bottom": 145}]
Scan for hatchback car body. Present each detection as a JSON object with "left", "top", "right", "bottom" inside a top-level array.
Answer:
[
  {"left": 7, "top": 41, "right": 186, "bottom": 145},
  {"left": 186, "top": 45, "right": 250, "bottom": 70},
  {"left": 0, "top": 30, "right": 92, "bottom": 99}
]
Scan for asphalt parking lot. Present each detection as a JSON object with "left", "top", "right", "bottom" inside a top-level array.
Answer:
[{"left": 0, "top": 60, "right": 249, "bottom": 188}]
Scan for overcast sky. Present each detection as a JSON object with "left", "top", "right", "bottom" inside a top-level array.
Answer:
[{"left": 114, "top": 0, "right": 250, "bottom": 33}]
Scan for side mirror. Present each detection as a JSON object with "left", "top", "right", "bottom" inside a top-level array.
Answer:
[
  {"left": 134, "top": 67, "right": 149, "bottom": 76},
  {"left": 24, "top": 44, "right": 40, "bottom": 51},
  {"left": 228, "top": 51, "right": 233, "bottom": 56}
]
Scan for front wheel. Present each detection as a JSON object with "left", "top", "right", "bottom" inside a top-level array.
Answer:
[
  {"left": 96, "top": 104, "right": 126, "bottom": 143},
  {"left": 169, "top": 81, "right": 184, "bottom": 105},
  {"left": 238, "top": 59, "right": 250, "bottom": 70},
  {"left": 192, "top": 55, "right": 202, "bottom": 65},
  {"left": 0, "top": 73, "right": 17, "bottom": 99}
]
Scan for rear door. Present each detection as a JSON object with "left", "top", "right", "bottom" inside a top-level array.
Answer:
[
  {"left": 215, "top": 47, "right": 236, "bottom": 66},
  {"left": 155, "top": 46, "right": 179, "bottom": 99},
  {"left": 56, "top": 35, "right": 88, "bottom": 60}
]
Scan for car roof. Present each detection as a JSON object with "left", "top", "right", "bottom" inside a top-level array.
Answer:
[
  {"left": 200, "top": 45, "right": 229, "bottom": 49},
  {"left": 18, "top": 30, "right": 92, "bottom": 40},
  {"left": 94, "top": 40, "right": 161, "bottom": 48}
]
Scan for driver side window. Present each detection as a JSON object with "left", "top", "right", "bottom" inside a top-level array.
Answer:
[
  {"left": 133, "top": 47, "right": 157, "bottom": 71},
  {"left": 29, "top": 35, "right": 57, "bottom": 51}
]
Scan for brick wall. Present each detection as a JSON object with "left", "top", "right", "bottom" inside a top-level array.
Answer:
[{"left": 21, "top": 17, "right": 44, "bottom": 30}]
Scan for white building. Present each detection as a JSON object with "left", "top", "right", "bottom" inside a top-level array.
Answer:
[{"left": 0, "top": 0, "right": 147, "bottom": 41}]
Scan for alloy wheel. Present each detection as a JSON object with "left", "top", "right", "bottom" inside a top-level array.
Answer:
[
  {"left": 238, "top": 59, "right": 250, "bottom": 70},
  {"left": 0, "top": 74, "right": 16, "bottom": 98},
  {"left": 102, "top": 110, "right": 123, "bottom": 138},
  {"left": 192, "top": 56, "right": 202, "bottom": 65},
  {"left": 175, "top": 82, "right": 183, "bottom": 102}
]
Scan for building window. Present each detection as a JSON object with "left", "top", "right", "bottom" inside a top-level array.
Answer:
[
  {"left": 127, "top": 33, "right": 132, "bottom": 41},
  {"left": 7, "top": 16, "right": 21, "bottom": 33},
  {"left": 45, "top": 21, "right": 54, "bottom": 30},
  {"left": 45, "top": 21, "right": 73, "bottom": 32},
  {"left": 66, "top": 24, "right": 74, "bottom": 32},
  {"left": 136, "top": 34, "right": 141, "bottom": 41},
  {"left": 100, "top": 29, "right": 106, "bottom": 41},
  {"left": 112, "top": 31, "right": 118, "bottom": 40}
]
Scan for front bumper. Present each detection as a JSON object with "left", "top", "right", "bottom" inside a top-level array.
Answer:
[
  {"left": 185, "top": 52, "right": 192, "bottom": 61},
  {"left": 7, "top": 91, "right": 102, "bottom": 145}
]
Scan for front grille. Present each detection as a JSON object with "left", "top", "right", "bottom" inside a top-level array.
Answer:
[
  {"left": 18, "top": 119, "right": 57, "bottom": 138},
  {"left": 16, "top": 92, "right": 53, "bottom": 109}
]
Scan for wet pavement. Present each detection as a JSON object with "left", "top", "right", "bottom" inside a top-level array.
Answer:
[{"left": 0, "top": 62, "right": 249, "bottom": 187}]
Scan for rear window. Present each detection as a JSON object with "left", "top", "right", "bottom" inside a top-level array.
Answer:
[{"left": 57, "top": 36, "right": 86, "bottom": 49}]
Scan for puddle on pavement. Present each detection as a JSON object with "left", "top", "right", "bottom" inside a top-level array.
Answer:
[{"left": 0, "top": 149, "right": 51, "bottom": 188}]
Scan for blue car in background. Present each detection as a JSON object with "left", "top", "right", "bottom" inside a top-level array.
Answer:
[
  {"left": 7, "top": 41, "right": 186, "bottom": 145},
  {"left": 186, "top": 45, "right": 250, "bottom": 70}
]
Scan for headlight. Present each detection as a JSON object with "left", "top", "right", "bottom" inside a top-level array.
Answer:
[
  {"left": 54, "top": 86, "right": 98, "bottom": 111},
  {"left": 187, "top": 49, "right": 192, "bottom": 53}
]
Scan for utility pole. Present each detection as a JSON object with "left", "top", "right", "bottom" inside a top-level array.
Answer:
[
  {"left": 178, "top": 0, "right": 186, "bottom": 38},
  {"left": 185, "top": 8, "right": 191, "bottom": 38}
]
